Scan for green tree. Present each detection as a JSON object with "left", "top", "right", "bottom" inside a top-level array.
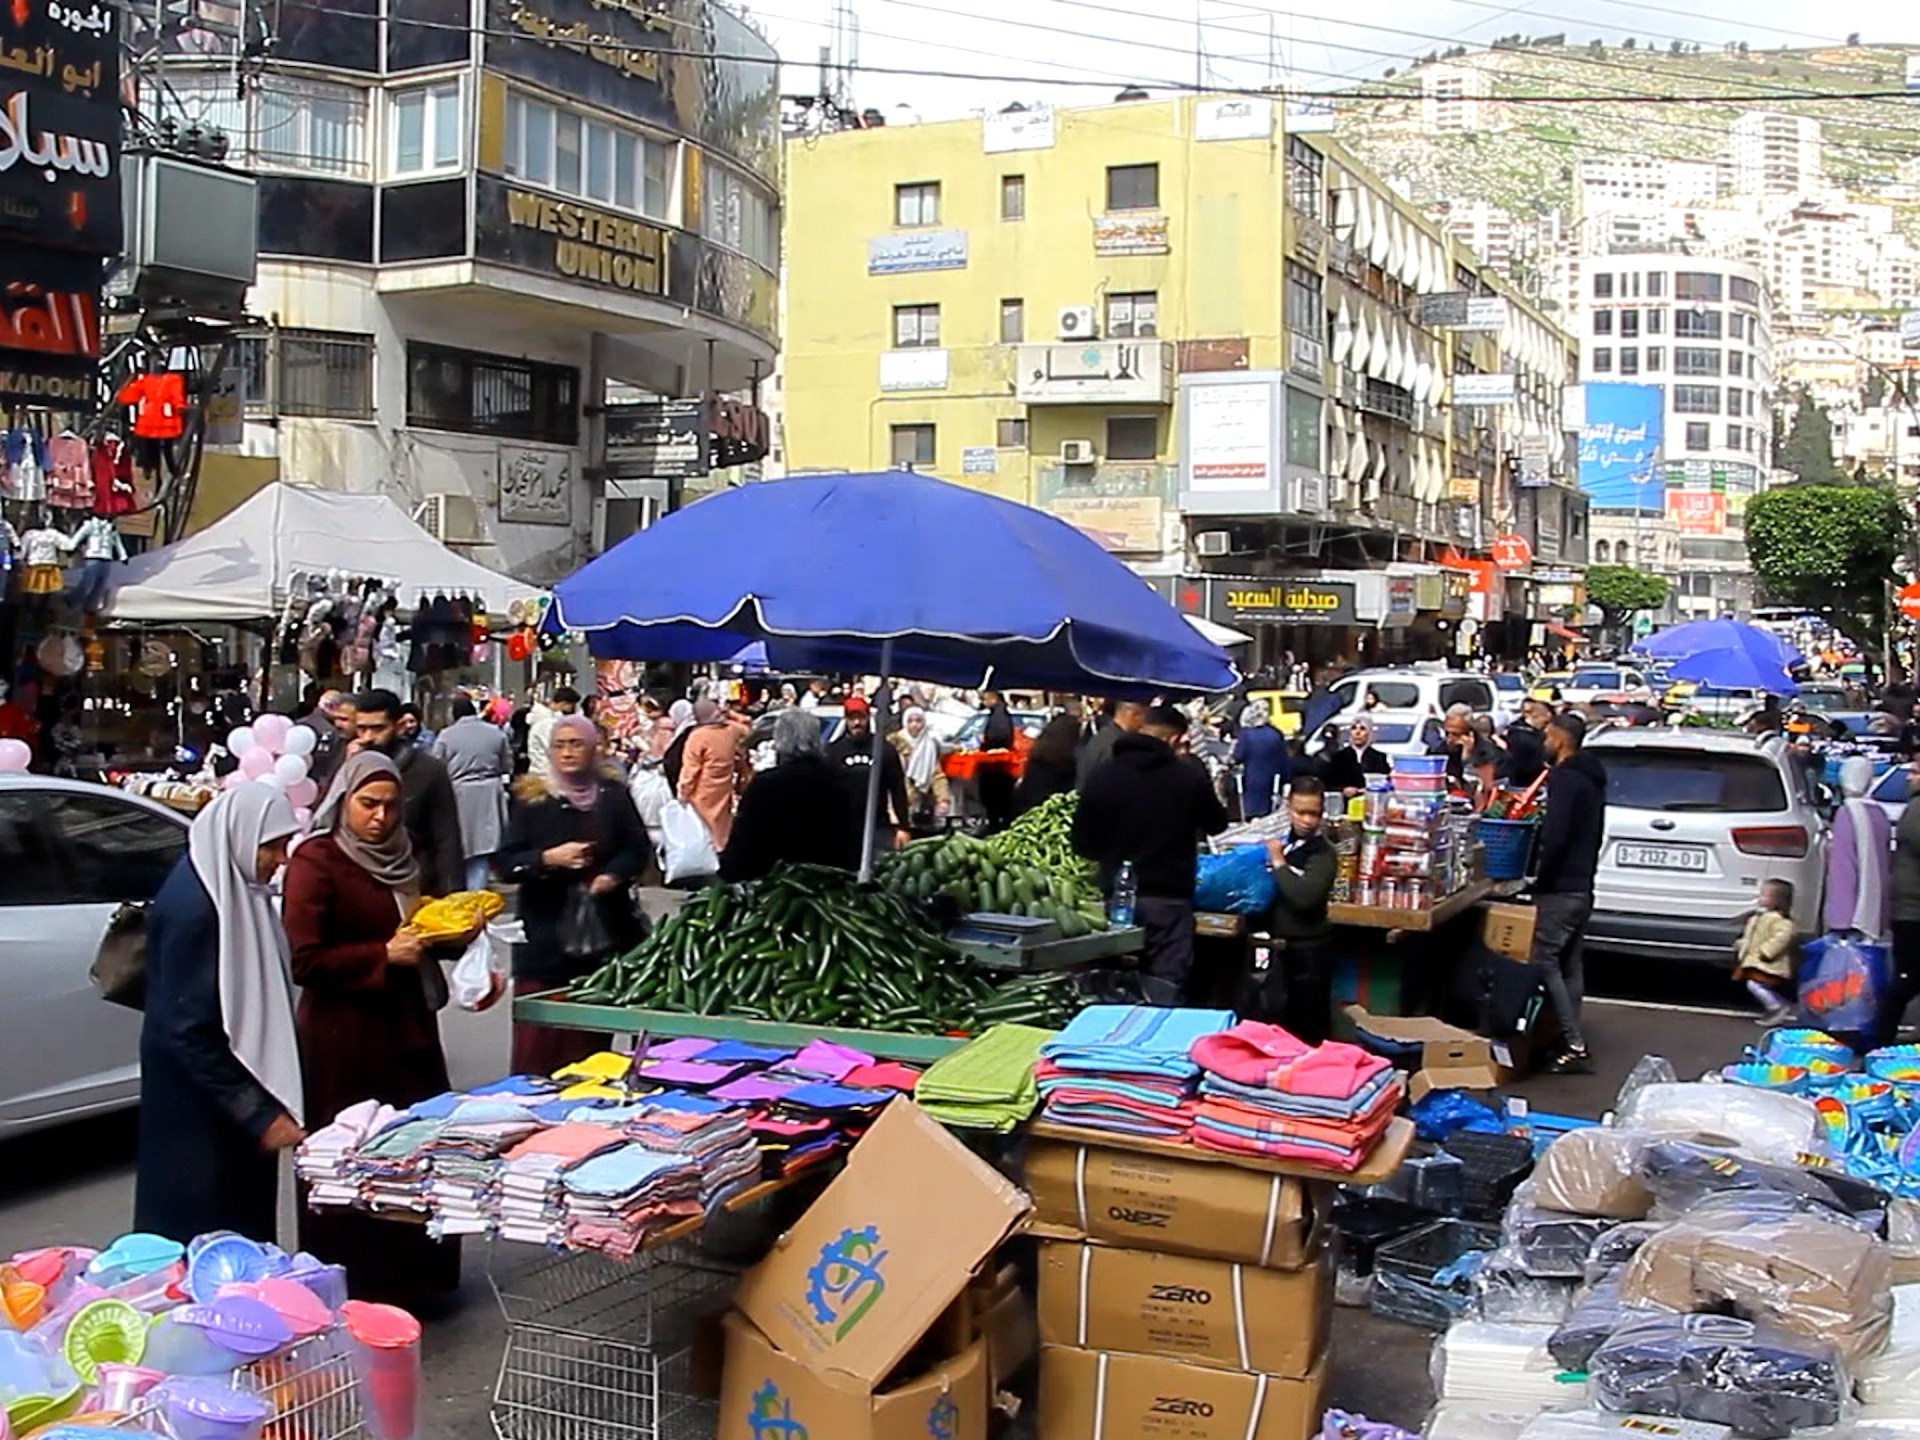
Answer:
[
  {"left": 1586, "top": 565, "right": 1668, "bottom": 635},
  {"left": 1775, "top": 391, "right": 1846, "bottom": 483},
  {"left": 1745, "top": 483, "right": 1909, "bottom": 669}
]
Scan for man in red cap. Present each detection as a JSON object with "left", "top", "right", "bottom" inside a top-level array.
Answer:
[{"left": 827, "top": 694, "right": 911, "bottom": 856}]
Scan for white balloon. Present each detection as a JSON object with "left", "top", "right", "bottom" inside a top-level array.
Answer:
[
  {"left": 282, "top": 726, "right": 317, "bottom": 758},
  {"left": 274, "top": 753, "right": 310, "bottom": 785},
  {"left": 226, "top": 726, "right": 257, "bottom": 756}
]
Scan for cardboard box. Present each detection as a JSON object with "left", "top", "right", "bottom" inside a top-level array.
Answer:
[
  {"left": 973, "top": 1265, "right": 1036, "bottom": 1393},
  {"left": 732, "top": 1099, "right": 1030, "bottom": 1385},
  {"left": 1037, "top": 1242, "right": 1330, "bottom": 1378},
  {"left": 718, "top": 1311, "right": 989, "bottom": 1440},
  {"left": 1024, "top": 1140, "right": 1320, "bottom": 1269},
  {"left": 1345, "top": 1005, "right": 1509, "bottom": 1100},
  {"left": 1038, "top": 1344, "right": 1328, "bottom": 1440},
  {"left": 1481, "top": 901, "right": 1537, "bottom": 961}
]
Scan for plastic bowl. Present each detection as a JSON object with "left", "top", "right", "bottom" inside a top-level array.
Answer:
[
  {"left": 141, "top": 1315, "right": 235, "bottom": 1379},
  {"left": 216, "top": 1281, "right": 331, "bottom": 1340},
  {"left": 6, "top": 1384, "right": 81, "bottom": 1435},
  {"left": 184, "top": 1240, "right": 269, "bottom": 1306},
  {"left": 85, "top": 1238, "right": 182, "bottom": 1290},
  {"left": 153, "top": 1379, "right": 272, "bottom": 1440},
  {"left": 176, "top": 1299, "right": 291, "bottom": 1360},
  {"left": 1719, "top": 1061, "right": 1810, "bottom": 1094},
  {"left": 278, "top": 1258, "right": 347, "bottom": 1315},
  {"left": 60, "top": 1302, "right": 145, "bottom": 1384}
]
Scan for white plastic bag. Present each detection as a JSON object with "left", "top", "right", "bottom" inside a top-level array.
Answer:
[
  {"left": 629, "top": 765, "right": 671, "bottom": 850},
  {"left": 660, "top": 800, "right": 719, "bottom": 884},
  {"left": 451, "top": 919, "right": 517, "bottom": 1011}
]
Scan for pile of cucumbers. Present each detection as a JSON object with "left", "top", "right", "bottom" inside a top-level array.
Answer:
[
  {"left": 880, "top": 827, "right": 1108, "bottom": 937},
  {"left": 570, "top": 863, "right": 1077, "bottom": 1032},
  {"left": 991, "top": 792, "right": 1090, "bottom": 878}
]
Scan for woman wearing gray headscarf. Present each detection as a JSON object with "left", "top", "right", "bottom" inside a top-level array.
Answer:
[
  {"left": 283, "top": 750, "right": 461, "bottom": 1306},
  {"left": 1231, "top": 700, "right": 1291, "bottom": 819},
  {"left": 660, "top": 697, "right": 697, "bottom": 791},
  {"left": 720, "top": 707, "right": 858, "bottom": 880}
]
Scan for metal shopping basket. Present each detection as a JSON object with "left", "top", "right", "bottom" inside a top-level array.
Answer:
[
  {"left": 486, "top": 1242, "right": 738, "bottom": 1440},
  {"left": 114, "top": 1328, "right": 364, "bottom": 1440}
]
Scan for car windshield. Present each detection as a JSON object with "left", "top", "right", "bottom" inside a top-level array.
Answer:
[
  {"left": 1797, "top": 690, "right": 1848, "bottom": 713},
  {"left": 1493, "top": 674, "right": 1524, "bottom": 692},
  {"left": 1874, "top": 768, "right": 1911, "bottom": 804},
  {"left": 1571, "top": 670, "right": 1621, "bottom": 689},
  {"left": 1601, "top": 749, "right": 1789, "bottom": 813},
  {"left": 954, "top": 711, "right": 1045, "bottom": 744}
]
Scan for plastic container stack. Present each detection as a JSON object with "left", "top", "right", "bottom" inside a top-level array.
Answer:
[{"left": 1344, "top": 759, "right": 1476, "bottom": 912}]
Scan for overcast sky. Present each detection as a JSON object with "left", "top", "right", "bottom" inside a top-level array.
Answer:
[{"left": 744, "top": 0, "right": 1887, "bottom": 120}]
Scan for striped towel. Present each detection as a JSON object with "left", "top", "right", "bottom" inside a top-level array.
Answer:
[
  {"left": 1040, "top": 1005, "right": 1236, "bottom": 1081},
  {"left": 917, "top": 1024, "right": 1055, "bottom": 1132}
]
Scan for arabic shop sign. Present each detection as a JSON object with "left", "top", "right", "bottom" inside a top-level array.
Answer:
[
  {"left": 485, "top": 0, "right": 673, "bottom": 121},
  {"left": 602, "top": 393, "right": 770, "bottom": 480},
  {"left": 0, "top": 240, "right": 97, "bottom": 403},
  {"left": 475, "top": 177, "right": 669, "bottom": 296},
  {"left": 867, "top": 229, "right": 967, "bottom": 276},
  {"left": 498, "top": 446, "right": 573, "bottom": 526},
  {"left": 0, "top": 0, "right": 119, "bottom": 255},
  {"left": 1170, "top": 576, "right": 1359, "bottom": 627}
]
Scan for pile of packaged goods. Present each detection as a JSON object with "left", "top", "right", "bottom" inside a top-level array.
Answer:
[
  {"left": 0, "top": 1229, "right": 423, "bottom": 1440},
  {"left": 1337, "top": 760, "right": 1481, "bottom": 912},
  {"left": 1335, "top": 1040, "right": 1920, "bottom": 1440}
]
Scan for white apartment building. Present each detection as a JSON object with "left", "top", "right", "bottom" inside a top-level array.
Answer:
[
  {"left": 1830, "top": 403, "right": 1920, "bottom": 486},
  {"left": 1439, "top": 199, "right": 1520, "bottom": 271},
  {"left": 1730, "top": 112, "right": 1824, "bottom": 198},
  {"left": 1574, "top": 156, "right": 1718, "bottom": 249},
  {"left": 1422, "top": 65, "right": 1494, "bottom": 134}
]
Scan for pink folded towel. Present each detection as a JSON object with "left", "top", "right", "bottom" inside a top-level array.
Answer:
[{"left": 1190, "top": 1021, "right": 1390, "bottom": 1099}]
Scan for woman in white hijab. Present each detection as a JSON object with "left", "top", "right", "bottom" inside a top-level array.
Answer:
[
  {"left": 134, "top": 783, "right": 304, "bottom": 1244},
  {"left": 891, "top": 706, "right": 948, "bottom": 825},
  {"left": 1828, "top": 754, "right": 1891, "bottom": 940}
]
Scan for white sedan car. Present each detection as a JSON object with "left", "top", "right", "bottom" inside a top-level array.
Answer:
[
  {"left": 0, "top": 775, "right": 187, "bottom": 1135},
  {"left": 1560, "top": 665, "right": 1654, "bottom": 708}
]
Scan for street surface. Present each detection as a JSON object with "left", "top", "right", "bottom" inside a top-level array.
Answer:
[{"left": 0, "top": 973, "right": 1764, "bottom": 1436}]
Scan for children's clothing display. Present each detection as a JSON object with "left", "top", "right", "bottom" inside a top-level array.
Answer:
[
  {"left": 116, "top": 372, "right": 188, "bottom": 440},
  {"left": 45, "top": 432, "right": 91, "bottom": 510},
  {"left": 3, "top": 429, "right": 46, "bottom": 503},
  {"left": 0, "top": 518, "right": 15, "bottom": 575},
  {"left": 67, "top": 515, "right": 127, "bottom": 612},
  {"left": 90, "top": 437, "right": 135, "bottom": 515},
  {"left": 18, "top": 527, "right": 71, "bottom": 595}
]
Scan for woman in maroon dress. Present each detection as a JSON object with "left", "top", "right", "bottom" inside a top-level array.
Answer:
[{"left": 284, "top": 751, "right": 461, "bottom": 1308}]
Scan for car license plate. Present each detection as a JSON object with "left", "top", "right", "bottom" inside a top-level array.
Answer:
[{"left": 1616, "top": 842, "right": 1708, "bottom": 872}]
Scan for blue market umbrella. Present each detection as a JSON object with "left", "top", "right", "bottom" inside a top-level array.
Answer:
[
  {"left": 1666, "top": 629, "right": 1801, "bottom": 696},
  {"left": 550, "top": 471, "right": 1236, "bottom": 696},
  {"left": 1639, "top": 618, "right": 1802, "bottom": 673}
]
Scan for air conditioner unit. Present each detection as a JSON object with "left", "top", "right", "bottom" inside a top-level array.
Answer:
[
  {"left": 1059, "top": 439, "right": 1097, "bottom": 465},
  {"left": 1195, "top": 530, "right": 1232, "bottom": 557},
  {"left": 420, "top": 492, "right": 487, "bottom": 546},
  {"left": 1057, "top": 305, "right": 1098, "bottom": 339}
]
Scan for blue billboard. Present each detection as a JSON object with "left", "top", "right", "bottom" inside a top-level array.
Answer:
[{"left": 1578, "top": 383, "right": 1665, "bottom": 510}]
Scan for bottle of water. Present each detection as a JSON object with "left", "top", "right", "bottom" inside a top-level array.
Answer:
[{"left": 1109, "top": 860, "right": 1137, "bottom": 928}]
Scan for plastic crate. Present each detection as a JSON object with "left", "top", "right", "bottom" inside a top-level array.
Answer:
[
  {"left": 1438, "top": 1132, "right": 1536, "bottom": 1220},
  {"left": 1391, "top": 754, "right": 1447, "bottom": 776},
  {"left": 1352, "top": 1145, "right": 1465, "bottom": 1215},
  {"left": 1369, "top": 1218, "right": 1500, "bottom": 1329},
  {"left": 1330, "top": 1198, "right": 1428, "bottom": 1278},
  {"left": 1479, "top": 819, "right": 1537, "bottom": 881}
]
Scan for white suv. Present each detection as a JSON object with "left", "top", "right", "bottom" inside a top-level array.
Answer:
[
  {"left": 1585, "top": 728, "right": 1827, "bottom": 965},
  {"left": 1306, "top": 668, "right": 1498, "bottom": 757}
]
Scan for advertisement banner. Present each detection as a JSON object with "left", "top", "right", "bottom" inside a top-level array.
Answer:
[
  {"left": 1092, "top": 214, "right": 1169, "bottom": 257},
  {"left": 0, "top": 0, "right": 121, "bottom": 255},
  {"left": 604, "top": 397, "right": 706, "bottom": 478},
  {"left": 1046, "top": 495, "right": 1162, "bottom": 553},
  {"left": 1578, "top": 382, "right": 1665, "bottom": 510},
  {"left": 1186, "top": 380, "right": 1272, "bottom": 492},
  {"left": 1667, "top": 489, "right": 1726, "bottom": 536},
  {"left": 867, "top": 229, "right": 968, "bottom": 275}
]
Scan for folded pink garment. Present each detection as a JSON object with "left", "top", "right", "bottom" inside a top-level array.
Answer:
[
  {"left": 505, "top": 1123, "right": 626, "bottom": 1163},
  {"left": 1192, "top": 1083, "right": 1399, "bottom": 1150},
  {"left": 1189, "top": 1021, "right": 1390, "bottom": 1099},
  {"left": 1033, "top": 1061, "right": 1190, "bottom": 1103},
  {"left": 1188, "top": 1126, "right": 1373, "bottom": 1171},
  {"left": 1040, "top": 1085, "right": 1196, "bottom": 1128}
]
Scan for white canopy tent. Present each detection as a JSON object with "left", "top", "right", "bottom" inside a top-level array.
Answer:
[
  {"left": 104, "top": 483, "right": 546, "bottom": 623},
  {"left": 1185, "top": 614, "right": 1253, "bottom": 648}
]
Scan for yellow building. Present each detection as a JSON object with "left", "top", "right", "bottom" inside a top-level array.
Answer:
[{"left": 782, "top": 94, "right": 1583, "bottom": 658}]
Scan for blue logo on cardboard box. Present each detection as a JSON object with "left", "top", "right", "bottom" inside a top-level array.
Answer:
[
  {"left": 926, "top": 1392, "right": 958, "bottom": 1440},
  {"left": 747, "top": 1381, "right": 809, "bottom": 1440},
  {"left": 805, "top": 1225, "right": 889, "bottom": 1339}
]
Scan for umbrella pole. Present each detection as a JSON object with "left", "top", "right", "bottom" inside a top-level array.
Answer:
[{"left": 859, "top": 640, "right": 894, "bottom": 882}]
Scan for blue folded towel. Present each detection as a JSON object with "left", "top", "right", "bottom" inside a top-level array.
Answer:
[{"left": 1040, "top": 1005, "right": 1235, "bottom": 1080}]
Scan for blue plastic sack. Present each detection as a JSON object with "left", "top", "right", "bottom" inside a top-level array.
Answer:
[
  {"left": 1194, "top": 845, "right": 1277, "bottom": 916},
  {"left": 1798, "top": 932, "right": 1892, "bottom": 1041},
  {"left": 1410, "top": 1088, "right": 1505, "bottom": 1141}
]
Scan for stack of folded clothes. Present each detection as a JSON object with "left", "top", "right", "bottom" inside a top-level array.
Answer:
[
  {"left": 1188, "top": 1021, "right": 1401, "bottom": 1170},
  {"left": 918, "top": 1024, "right": 1053, "bottom": 1132},
  {"left": 425, "top": 1100, "right": 549, "bottom": 1238},
  {"left": 354, "top": 1116, "right": 446, "bottom": 1213},
  {"left": 560, "top": 1143, "right": 706, "bottom": 1259},
  {"left": 1035, "top": 1006, "right": 1235, "bottom": 1138},
  {"left": 497, "top": 1123, "right": 627, "bottom": 1247},
  {"left": 297, "top": 1099, "right": 400, "bottom": 1208},
  {"left": 623, "top": 1094, "right": 762, "bottom": 1206}
]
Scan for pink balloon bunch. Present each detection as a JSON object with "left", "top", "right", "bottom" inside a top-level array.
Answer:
[
  {"left": 0, "top": 737, "right": 30, "bottom": 773},
  {"left": 223, "top": 712, "right": 321, "bottom": 822}
]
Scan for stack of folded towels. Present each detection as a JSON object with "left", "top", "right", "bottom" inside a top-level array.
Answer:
[
  {"left": 297, "top": 1100, "right": 399, "bottom": 1208},
  {"left": 497, "top": 1123, "right": 626, "bottom": 1246},
  {"left": 1035, "top": 1006, "right": 1236, "bottom": 1138},
  {"left": 560, "top": 1143, "right": 706, "bottom": 1259},
  {"left": 918, "top": 1024, "right": 1054, "bottom": 1132},
  {"left": 624, "top": 1093, "right": 762, "bottom": 1206},
  {"left": 425, "top": 1100, "right": 547, "bottom": 1237},
  {"left": 1188, "top": 1021, "right": 1401, "bottom": 1170}
]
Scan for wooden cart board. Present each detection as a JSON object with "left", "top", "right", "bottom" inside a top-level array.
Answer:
[
  {"left": 1026, "top": 1114, "right": 1414, "bottom": 1188},
  {"left": 1193, "top": 911, "right": 1247, "bottom": 938},
  {"left": 514, "top": 993, "right": 968, "bottom": 1064},
  {"left": 1327, "top": 878, "right": 1493, "bottom": 933},
  {"left": 949, "top": 924, "right": 1145, "bottom": 974}
]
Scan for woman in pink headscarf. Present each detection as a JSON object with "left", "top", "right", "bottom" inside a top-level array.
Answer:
[{"left": 495, "top": 715, "right": 650, "bottom": 1072}]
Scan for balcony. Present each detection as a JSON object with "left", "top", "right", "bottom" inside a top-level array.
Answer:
[{"left": 1013, "top": 341, "right": 1174, "bottom": 406}]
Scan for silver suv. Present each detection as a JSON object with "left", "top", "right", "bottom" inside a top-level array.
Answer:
[{"left": 1585, "top": 728, "right": 1827, "bottom": 964}]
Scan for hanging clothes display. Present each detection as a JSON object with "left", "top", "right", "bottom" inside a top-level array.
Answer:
[
  {"left": 115, "top": 373, "right": 188, "bottom": 440},
  {"left": 18, "top": 527, "right": 72, "bottom": 595},
  {"left": 4, "top": 429, "right": 47, "bottom": 503},
  {"left": 407, "top": 594, "right": 478, "bottom": 674},
  {"left": 46, "top": 431, "right": 92, "bottom": 510},
  {"left": 0, "top": 517, "right": 17, "bottom": 576},
  {"left": 91, "top": 438, "right": 135, "bottom": 516},
  {"left": 67, "top": 515, "right": 127, "bottom": 613}
]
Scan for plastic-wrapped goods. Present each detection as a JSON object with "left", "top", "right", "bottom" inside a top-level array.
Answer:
[
  {"left": 1372, "top": 1218, "right": 1501, "bottom": 1329},
  {"left": 1858, "top": 1285, "right": 1920, "bottom": 1407},
  {"left": 1505, "top": 1185, "right": 1624, "bottom": 1278},
  {"left": 1351, "top": 1145, "right": 1467, "bottom": 1215},
  {"left": 1590, "top": 1313, "right": 1848, "bottom": 1439},
  {"left": 1852, "top": 1410, "right": 1920, "bottom": 1436},
  {"left": 1640, "top": 1139, "right": 1888, "bottom": 1232},
  {"left": 1423, "top": 1402, "right": 1538, "bottom": 1440},
  {"left": 1431, "top": 1320, "right": 1585, "bottom": 1409},
  {"left": 1584, "top": 1222, "right": 1667, "bottom": 1283},
  {"left": 1532, "top": 1128, "right": 1652, "bottom": 1220},
  {"left": 1619, "top": 1199, "right": 1893, "bottom": 1365},
  {"left": 1614, "top": 1082, "right": 1825, "bottom": 1163},
  {"left": 1549, "top": 1272, "right": 1672, "bottom": 1373},
  {"left": 1474, "top": 1248, "right": 1580, "bottom": 1325},
  {"left": 1519, "top": 1412, "right": 1732, "bottom": 1439}
]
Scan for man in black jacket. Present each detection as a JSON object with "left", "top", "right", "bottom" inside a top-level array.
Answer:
[
  {"left": 1501, "top": 696, "right": 1554, "bottom": 788},
  {"left": 1074, "top": 705, "right": 1229, "bottom": 1004},
  {"left": 350, "top": 689, "right": 465, "bottom": 896},
  {"left": 1260, "top": 777, "right": 1337, "bottom": 1040},
  {"left": 826, "top": 695, "right": 911, "bottom": 854},
  {"left": 1530, "top": 712, "right": 1608, "bottom": 1074}
]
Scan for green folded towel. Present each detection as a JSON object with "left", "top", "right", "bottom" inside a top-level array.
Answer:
[{"left": 918, "top": 1023, "right": 1056, "bottom": 1132}]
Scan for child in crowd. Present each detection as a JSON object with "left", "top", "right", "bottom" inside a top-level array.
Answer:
[{"left": 1734, "top": 878, "right": 1798, "bottom": 1025}]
